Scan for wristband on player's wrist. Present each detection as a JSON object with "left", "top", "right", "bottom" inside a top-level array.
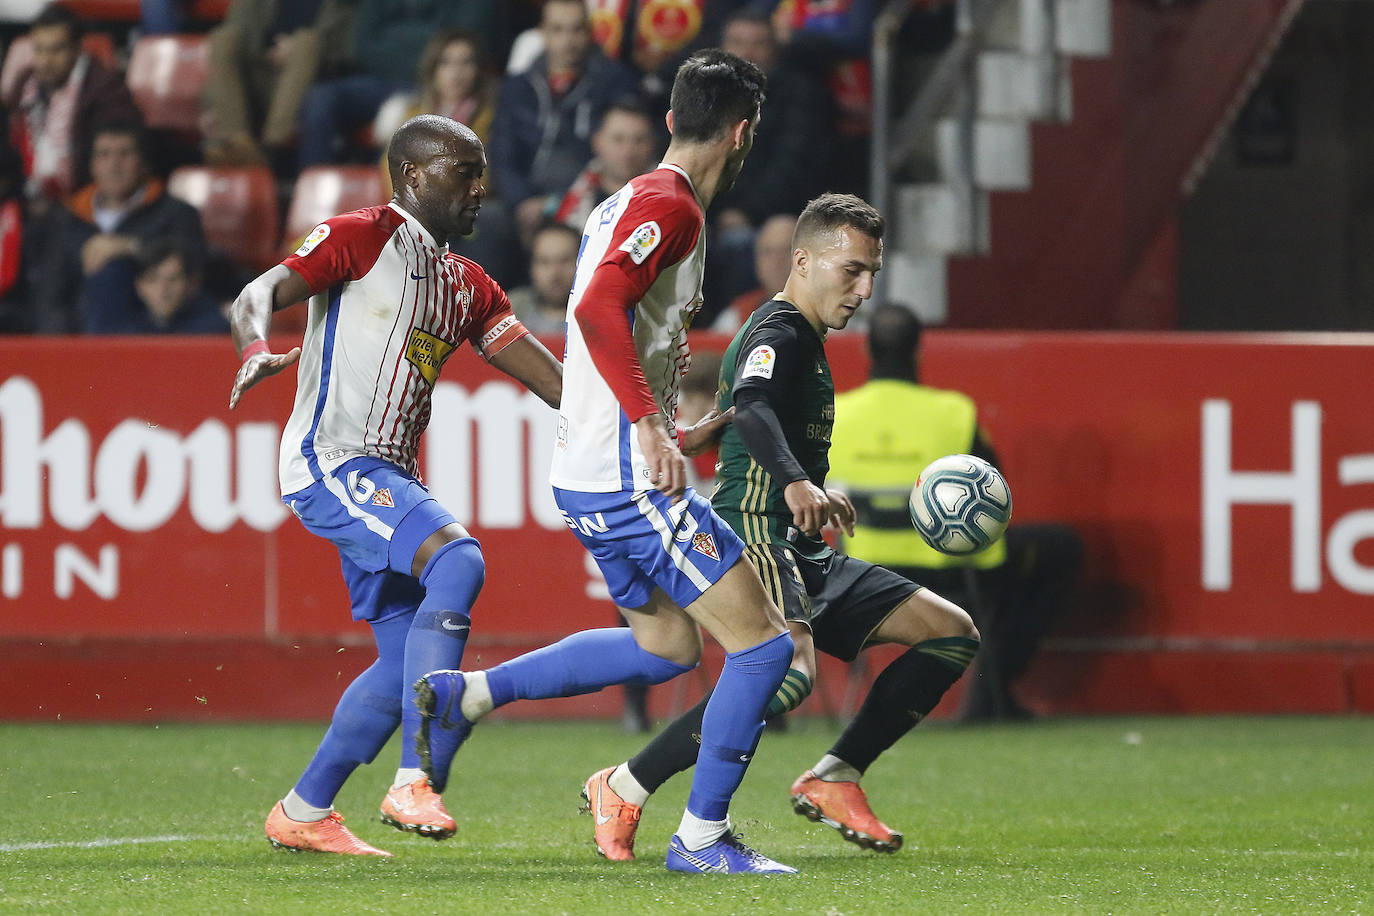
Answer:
[{"left": 241, "top": 340, "right": 270, "bottom": 362}]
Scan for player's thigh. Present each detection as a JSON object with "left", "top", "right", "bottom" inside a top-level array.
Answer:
[
  {"left": 618, "top": 588, "right": 703, "bottom": 666},
  {"left": 870, "top": 586, "right": 979, "bottom": 648},
  {"left": 286, "top": 456, "right": 465, "bottom": 579},
  {"left": 743, "top": 542, "right": 816, "bottom": 675},
  {"left": 684, "top": 556, "right": 788, "bottom": 653},
  {"left": 805, "top": 554, "right": 976, "bottom": 659}
]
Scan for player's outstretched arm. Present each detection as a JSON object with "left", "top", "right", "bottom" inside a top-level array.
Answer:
[
  {"left": 488, "top": 334, "right": 564, "bottom": 409},
  {"left": 228, "top": 265, "right": 309, "bottom": 409}
]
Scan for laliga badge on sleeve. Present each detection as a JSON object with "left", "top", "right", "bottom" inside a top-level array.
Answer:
[
  {"left": 295, "top": 223, "right": 331, "bottom": 257},
  {"left": 741, "top": 345, "right": 776, "bottom": 380},
  {"left": 619, "top": 220, "right": 662, "bottom": 265}
]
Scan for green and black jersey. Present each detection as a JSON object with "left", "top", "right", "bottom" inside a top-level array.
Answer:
[{"left": 712, "top": 297, "right": 834, "bottom": 557}]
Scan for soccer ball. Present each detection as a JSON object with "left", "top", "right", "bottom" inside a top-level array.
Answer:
[{"left": 909, "top": 454, "right": 1012, "bottom": 555}]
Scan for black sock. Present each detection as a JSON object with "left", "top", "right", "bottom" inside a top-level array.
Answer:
[
  {"left": 829, "top": 636, "right": 979, "bottom": 774},
  {"left": 627, "top": 691, "right": 712, "bottom": 794}
]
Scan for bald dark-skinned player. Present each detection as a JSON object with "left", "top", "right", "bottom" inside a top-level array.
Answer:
[{"left": 229, "top": 115, "right": 563, "bottom": 856}]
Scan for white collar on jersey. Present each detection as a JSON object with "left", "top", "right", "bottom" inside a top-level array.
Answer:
[
  {"left": 656, "top": 162, "right": 703, "bottom": 209},
  {"left": 387, "top": 201, "right": 449, "bottom": 254}
]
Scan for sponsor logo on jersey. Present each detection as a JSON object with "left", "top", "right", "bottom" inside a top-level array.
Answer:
[
  {"left": 619, "top": 220, "right": 662, "bottom": 265},
  {"left": 371, "top": 487, "right": 394, "bottom": 508},
  {"left": 692, "top": 531, "right": 719, "bottom": 560},
  {"left": 405, "top": 328, "right": 455, "bottom": 387},
  {"left": 294, "top": 223, "right": 330, "bottom": 257},
  {"left": 741, "top": 345, "right": 776, "bottom": 380}
]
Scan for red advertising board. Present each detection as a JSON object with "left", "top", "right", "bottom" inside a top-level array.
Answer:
[{"left": 2, "top": 332, "right": 1373, "bottom": 719}]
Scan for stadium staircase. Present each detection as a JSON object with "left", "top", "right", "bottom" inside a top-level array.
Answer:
[{"left": 877, "top": 0, "right": 1305, "bottom": 328}]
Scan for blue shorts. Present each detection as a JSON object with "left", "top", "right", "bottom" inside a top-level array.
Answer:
[
  {"left": 285, "top": 456, "right": 458, "bottom": 622},
  {"left": 553, "top": 486, "right": 745, "bottom": 610}
]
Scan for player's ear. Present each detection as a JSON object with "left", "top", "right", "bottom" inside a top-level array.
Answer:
[
  {"left": 400, "top": 160, "right": 420, "bottom": 190},
  {"left": 665, "top": 109, "right": 675, "bottom": 135},
  {"left": 793, "top": 246, "right": 807, "bottom": 277},
  {"left": 731, "top": 118, "right": 749, "bottom": 150}
]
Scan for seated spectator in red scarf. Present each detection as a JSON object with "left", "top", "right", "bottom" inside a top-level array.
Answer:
[
  {"left": 6, "top": 4, "right": 142, "bottom": 211},
  {"left": 33, "top": 121, "right": 207, "bottom": 333},
  {"left": 83, "top": 239, "right": 229, "bottom": 334},
  {"left": 550, "top": 99, "right": 659, "bottom": 230}
]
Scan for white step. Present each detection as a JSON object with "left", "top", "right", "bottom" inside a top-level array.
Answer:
[
  {"left": 895, "top": 183, "right": 989, "bottom": 256},
  {"left": 937, "top": 117, "right": 1032, "bottom": 191},
  {"left": 885, "top": 251, "right": 950, "bottom": 325},
  {"left": 977, "top": 50, "right": 1072, "bottom": 120},
  {"left": 1056, "top": 0, "right": 1112, "bottom": 57}
]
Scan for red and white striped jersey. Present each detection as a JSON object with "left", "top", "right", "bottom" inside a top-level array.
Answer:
[
  {"left": 550, "top": 164, "right": 706, "bottom": 493},
  {"left": 278, "top": 202, "right": 527, "bottom": 495}
]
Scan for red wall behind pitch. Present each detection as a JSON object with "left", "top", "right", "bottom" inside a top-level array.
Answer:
[{"left": 3, "top": 332, "right": 1373, "bottom": 720}]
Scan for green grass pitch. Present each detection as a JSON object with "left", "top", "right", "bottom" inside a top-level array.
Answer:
[{"left": 1, "top": 716, "right": 1370, "bottom": 914}]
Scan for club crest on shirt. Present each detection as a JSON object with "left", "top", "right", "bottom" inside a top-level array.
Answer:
[
  {"left": 371, "top": 488, "right": 394, "bottom": 508},
  {"left": 295, "top": 223, "right": 330, "bottom": 257},
  {"left": 691, "top": 532, "right": 719, "bottom": 561},
  {"left": 618, "top": 220, "right": 661, "bottom": 265},
  {"left": 405, "top": 327, "right": 455, "bottom": 387},
  {"left": 741, "top": 345, "right": 776, "bottom": 380}
]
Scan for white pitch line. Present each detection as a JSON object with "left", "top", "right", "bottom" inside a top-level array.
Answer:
[{"left": 0, "top": 834, "right": 215, "bottom": 852}]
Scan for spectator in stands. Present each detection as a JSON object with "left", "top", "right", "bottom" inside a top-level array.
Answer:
[
  {"left": 550, "top": 98, "right": 659, "bottom": 230},
  {"left": 7, "top": 4, "right": 143, "bottom": 209},
  {"left": 710, "top": 211, "right": 795, "bottom": 334},
  {"left": 490, "top": 0, "right": 638, "bottom": 245},
  {"left": 374, "top": 29, "right": 498, "bottom": 195},
  {"left": 506, "top": 222, "right": 579, "bottom": 335},
  {"left": 708, "top": 10, "right": 833, "bottom": 307},
  {"left": 828, "top": 304, "right": 1084, "bottom": 722},
  {"left": 0, "top": 139, "right": 27, "bottom": 333},
  {"left": 33, "top": 121, "right": 207, "bottom": 333},
  {"left": 295, "top": 0, "right": 504, "bottom": 170},
  {"left": 83, "top": 238, "right": 228, "bottom": 334},
  {"left": 202, "top": 0, "right": 354, "bottom": 168}
]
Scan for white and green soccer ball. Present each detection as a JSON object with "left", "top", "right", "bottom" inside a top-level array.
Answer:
[{"left": 909, "top": 454, "right": 1013, "bottom": 556}]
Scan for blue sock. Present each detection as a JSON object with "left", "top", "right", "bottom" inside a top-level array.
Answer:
[
  {"left": 294, "top": 614, "right": 408, "bottom": 808},
  {"left": 399, "top": 538, "right": 484, "bottom": 768},
  {"left": 687, "top": 629, "right": 794, "bottom": 822},
  {"left": 485, "top": 628, "right": 693, "bottom": 707}
]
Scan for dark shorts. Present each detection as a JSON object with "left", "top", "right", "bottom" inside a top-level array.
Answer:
[{"left": 743, "top": 543, "right": 920, "bottom": 662}]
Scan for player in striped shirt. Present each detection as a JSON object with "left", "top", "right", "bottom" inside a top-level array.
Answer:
[
  {"left": 415, "top": 51, "right": 799, "bottom": 875},
  {"left": 229, "top": 115, "right": 563, "bottom": 857}
]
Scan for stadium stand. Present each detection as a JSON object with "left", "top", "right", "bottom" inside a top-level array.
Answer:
[
  {"left": 284, "top": 165, "right": 386, "bottom": 250},
  {"left": 125, "top": 34, "right": 209, "bottom": 132},
  {"left": 167, "top": 164, "right": 278, "bottom": 271}
]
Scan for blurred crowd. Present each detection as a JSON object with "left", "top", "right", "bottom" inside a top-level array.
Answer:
[{"left": 0, "top": 0, "right": 914, "bottom": 336}]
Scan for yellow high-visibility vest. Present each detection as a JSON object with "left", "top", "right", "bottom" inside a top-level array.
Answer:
[{"left": 830, "top": 379, "right": 1006, "bottom": 570}]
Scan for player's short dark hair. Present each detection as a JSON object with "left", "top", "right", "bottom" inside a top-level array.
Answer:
[
  {"left": 32, "top": 3, "right": 83, "bottom": 39},
  {"left": 669, "top": 49, "right": 766, "bottom": 143},
  {"left": 793, "top": 193, "right": 885, "bottom": 248}
]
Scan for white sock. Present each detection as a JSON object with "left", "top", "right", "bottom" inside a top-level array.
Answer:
[
  {"left": 459, "top": 670, "right": 494, "bottom": 721},
  {"left": 812, "top": 754, "right": 863, "bottom": 784},
  {"left": 676, "top": 810, "right": 730, "bottom": 851},
  {"left": 392, "top": 767, "right": 426, "bottom": 789},
  {"left": 609, "top": 763, "right": 650, "bottom": 808},
  {"left": 281, "top": 789, "right": 332, "bottom": 823}
]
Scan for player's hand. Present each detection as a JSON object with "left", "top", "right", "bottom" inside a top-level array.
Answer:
[
  {"left": 230, "top": 346, "right": 300, "bottom": 409},
  {"left": 679, "top": 406, "right": 734, "bottom": 457},
  {"left": 784, "top": 479, "right": 829, "bottom": 536},
  {"left": 825, "top": 488, "right": 856, "bottom": 538},
  {"left": 635, "top": 413, "right": 688, "bottom": 502}
]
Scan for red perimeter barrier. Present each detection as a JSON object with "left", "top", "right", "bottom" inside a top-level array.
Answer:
[{"left": 3, "top": 332, "right": 1374, "bottom": 720}]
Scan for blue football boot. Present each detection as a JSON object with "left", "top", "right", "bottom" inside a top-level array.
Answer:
[
  {"left": 414, "top": 670, "right": 472, "bottom": 793},
  {"left": 665, "top": 832, "right": 798, "bottom": 875}
]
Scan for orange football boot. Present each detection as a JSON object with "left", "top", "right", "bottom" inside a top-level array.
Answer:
[
  {"left": 789, "top": 770, "right": 903, "bottom": 852},
  {"left": 380, "top": 778, "right": 456, "bottom": 839},
  {"left": 580, "top": 767, "right": 641, "bottom": 861},
  {"left": 265, "top": 801, "right": 392, "bottom": 856}
]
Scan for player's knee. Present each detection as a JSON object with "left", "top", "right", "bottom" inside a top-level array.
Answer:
[
  {"left": 419, "top": 537, "right": 485, "bottom": 600},
  {"left": 765, "top": 666, "right": 813, "bottom": 718}
]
